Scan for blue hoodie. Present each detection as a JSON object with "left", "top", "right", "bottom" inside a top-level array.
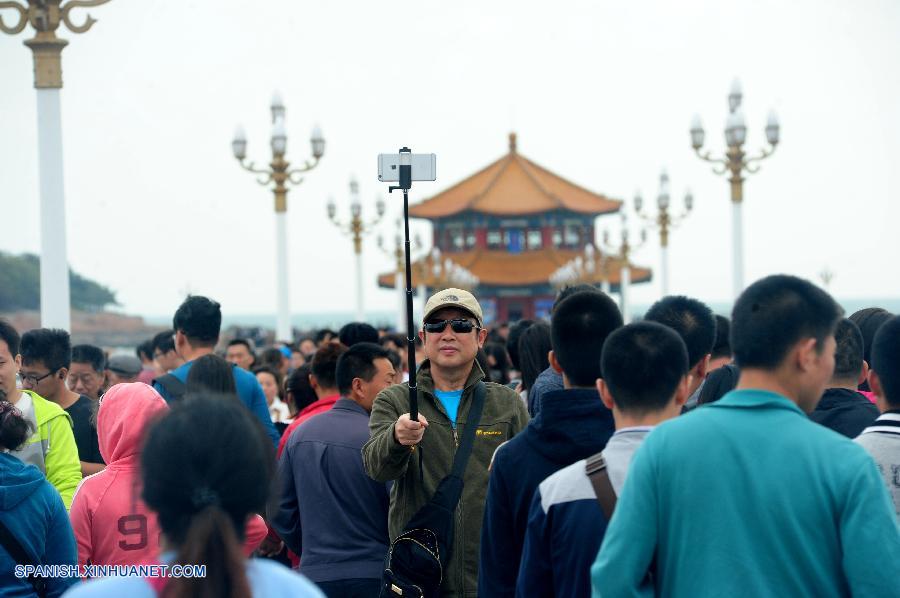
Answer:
[
  {"left": 478, "top": 388, "right": 614, "bottom": 597},
  {"left": 0, "top": 452, "right": 77, "bottom": 597}
]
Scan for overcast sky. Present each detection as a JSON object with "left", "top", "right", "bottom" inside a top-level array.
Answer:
[{"left": 2, "top": 0, "right": 899, "bottom": 320}]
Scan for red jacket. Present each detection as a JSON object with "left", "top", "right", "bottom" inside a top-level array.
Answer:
[
  {"left": 69, "top": 383, "right": 267, "bottom": 567},
  {"left": 276, "top": 394, "right": 340, "bottom": 457}
]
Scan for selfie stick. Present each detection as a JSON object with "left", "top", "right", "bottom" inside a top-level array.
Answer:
[{"left": 388, "top": 148, "right": 419, "bottom": 422}]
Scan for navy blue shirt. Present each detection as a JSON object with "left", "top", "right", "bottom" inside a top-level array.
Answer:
[
  {"left": 152, "top": 360, "right": 280, "bottom": 447},
  {"left": 270, "top": 398, "right": 390, "bottom": 583},
  {"left": 479, "top": 387, "right": 615, "bottom": 598}
]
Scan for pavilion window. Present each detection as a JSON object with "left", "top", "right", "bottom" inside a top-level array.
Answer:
[
  {"left": 487, "top": 230, "right": 502, "bottom": 248},
  {"left": 552, "top": 230, "right": 563, "bottom": 247},
  {"left": 564, "top": 222, "right": 581, "bottom": 247},
  {"left": 466, "top": 232, "right": 477, "bottom": 248},
  {"left": 527, "top": 230, "right": 543, "bottom": 250}
]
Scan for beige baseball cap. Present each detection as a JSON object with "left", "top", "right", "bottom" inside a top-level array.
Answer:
[{"left": 423, "top": 288, "right": 483, "bottom": 327}]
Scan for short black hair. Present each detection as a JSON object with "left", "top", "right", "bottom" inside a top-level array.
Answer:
[
  {"left": 645, "top": 296, "right": 717, "bottom": 369},
  {"left": 601, "top": 322, "right": 689, "bottom": 414},
  {"left": 832, "top": 318, "right": 864, "bottom": 381},
  {"left": 731, "top": 275, "right": 842, "bottom": 370},
  {"left": 0, "top": 320, "right": 20, "bottom": 356},
  {"left": 871, "top": 315, "right": 900, "bottom": 408},
  {"left": 553, "top": 284, "right": 598, "bottom": 313},
  {"left": 849, "top": 307, "right": 893, "bottom": 367},
  {"left": 378, "top": 333, "right": 405, "bottom": 350},
  {"left": 152, "top": 330, "right": 176, "bottom": 354},
  {"left": 339, "top": 322, "right": 380, "bottom": 347},
  {"left": 506, "top": 319, "right": 535, "bottom": 370},
  {"left": 335, "top": 342, "right": 392, "bottom": 396},
  {"left": 314, "top": 328, "right": 337, "bottom": 344},
  {"left": 72, "top": 344, "right": 106, "bottom": 373},
  {"left": 227, "top": 338, "right": 255, "bottom": 354},
  {"left": 137, "top": 339, "right": 154, "bottom": 362},
  {"left": 310, "top": 342, "right": 347, "bottom": 389},
  {"left": 258, "top": 348, "right": 285, "bottom": 369},
  {"left": 173, "top": 295, "right": 221, "bottom": 346},
  {"left": 20, "top": 328, "right": 71, "bottom": 372},
  {"left": 550, "top": 290, "right": 623, "bottom": 387},
  {"left": 711, "top": 315, "right": 731, "bottom": 360}
]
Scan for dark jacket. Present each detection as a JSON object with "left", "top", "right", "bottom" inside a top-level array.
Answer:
[
  {"left": 270, "top": 398, "right": 390, "bottom": 583},
  {"left": 478, "top": 387, "right": 615, "bottom": 598},
  {"left": 362, "top": 361, "right": 529, "bottom": 598},
  {"left": 527, "top": 366, "right": 563, "bottom": 417},
  {"left": 810, "top": 388, "right": 879, "bottom": 438}
]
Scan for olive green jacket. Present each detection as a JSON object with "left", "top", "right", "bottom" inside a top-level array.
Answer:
[{"left": 363, "top": 361, "right": 529, "bottom": 597}]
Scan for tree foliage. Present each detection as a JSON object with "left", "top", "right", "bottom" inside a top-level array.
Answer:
[{"left": 0, "top": 252, "right": 118, "bottom": 312}]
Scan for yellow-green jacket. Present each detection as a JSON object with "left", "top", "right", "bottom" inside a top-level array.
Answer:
[
  {"left": 363, "top": 361, "right": 529, "bottom": 597},
  {"left": 10, "top": 389, "right": 82, "bottom": 510}
]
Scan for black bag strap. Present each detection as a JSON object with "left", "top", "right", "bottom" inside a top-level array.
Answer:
[
  {"left": 0, "top": 517, "right": 46, "bottom": 597},
  {"left": 449, "top": 381, "right": 486, "bottom": 479},
  {"left": 585, "top": 452, "right": 617, "bottom": 521},
  {"left": 153, "top": 373, "right": 186, "bottom": 402}
]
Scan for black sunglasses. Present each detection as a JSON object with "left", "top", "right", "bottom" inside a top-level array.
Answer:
[{"left": 423, "top": 319, "right": 480, "bottom": 334}]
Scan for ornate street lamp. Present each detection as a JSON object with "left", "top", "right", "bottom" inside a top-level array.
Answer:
[
  {"left": 327, "top": 177, "right": 385, "bottom": 322},
  {"left": 600, "top": 212, "right": 647, "bottom": 324},
  {"left": 1, "top": 0, "right": 113, "bottom": 331},
  {"left": 635, "top": 170, "right": 693, "bottom": 296},
  {"left": 691, "top": 79, "right": 779, "bottom": 299},
  {"left": 232, "top": 92, "right": 324, "bottom": 341}
]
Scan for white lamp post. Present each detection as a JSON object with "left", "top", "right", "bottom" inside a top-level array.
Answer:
[
  {"left": 327, "top": 178, "right": 386, "bottom": 322},
  {"left": 691, "top": 79, "right": 780, "bottom": 299},
  {"left": 2, "top": 0, "right": 113, "bottom": 331},
  {"left": 635, "top": 170, "right": 693, "bottom": 296},
  {"left": 233, "top": 93, "right": 325, "bottom": 340}
]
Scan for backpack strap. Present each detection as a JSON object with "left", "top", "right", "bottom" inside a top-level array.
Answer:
[
  {"left": 585, "top": 452, "right": 617, "bottom": 521},
  {"left": 449, "top": 382, "right": 486, "bottom": 479},
  {"left": 153, "top": 373, "right": 187, "bottom": 403},
  {"left": 0, "top": 517, "right": 47, "bottom": 598}
]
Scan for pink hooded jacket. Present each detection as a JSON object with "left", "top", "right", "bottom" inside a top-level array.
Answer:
[{"left": 69, "top": 383, "right": 267, "bottom": 567}]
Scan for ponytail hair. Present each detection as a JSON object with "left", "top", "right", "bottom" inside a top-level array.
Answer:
[
  {"left": 0, "top": 401, "right": 33, "bottom": 452},
  {"left": 141, "top": 395, "right": 274, "bottom": 598}
]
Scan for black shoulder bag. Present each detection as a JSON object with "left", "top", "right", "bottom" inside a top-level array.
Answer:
[
  {"left": 153, "top": 373, "right": 186, "bottom": 403},
  {"left": 0, "top": 518, "right": 47, "bottom": 598},
  {"left": 379, "top": 381, "right": 486, "bottom": 598}
]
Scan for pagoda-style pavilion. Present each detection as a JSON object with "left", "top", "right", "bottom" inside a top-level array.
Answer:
[{"left": 378, "top": 133, "right": 651, "bottom": 323}]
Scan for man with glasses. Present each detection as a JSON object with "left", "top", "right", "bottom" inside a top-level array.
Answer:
[
  {"left": 0, "top": 320, "right": 81, "bottom": 510},
  {"left": 363, "top": 288, "right": 529, "bottom": 598},
  {"left": 67, "top": 344, "right": 107, "bottom": 401},
  {"left": 21, "top": 329, "right": 106, "bottom": 477}
]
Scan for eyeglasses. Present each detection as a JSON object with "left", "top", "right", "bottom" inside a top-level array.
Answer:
[
  {"left": 423, "top": 319, "right": 480, "bottom": 334},
  {"left": 19, "top": 370, "right": 56, "bottom": 387}
]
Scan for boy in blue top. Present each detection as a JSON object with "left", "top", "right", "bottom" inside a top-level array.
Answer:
[
  {"left": 592, "top": 274, "right": 900, "bottom": 597},
  {"left": 152, "top": 296, "right": 280, "bottom": 446}
]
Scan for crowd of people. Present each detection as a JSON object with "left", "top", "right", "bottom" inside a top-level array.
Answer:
[{"left": 0, "top": 274, "right": 898, "bottom": 597}]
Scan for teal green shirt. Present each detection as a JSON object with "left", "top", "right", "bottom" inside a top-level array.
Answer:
[{"left": 592, "top": 389, "right": 900, "bottom": 597}]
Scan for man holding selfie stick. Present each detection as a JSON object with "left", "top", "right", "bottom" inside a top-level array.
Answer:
[{"left": 363, "top": 148, "right": 528, "bottom": 597}]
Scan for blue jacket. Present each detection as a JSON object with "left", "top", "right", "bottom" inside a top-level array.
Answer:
[
  {"left": 153, "top": 360, "right": 280, "bottom": 446},
  {"left": 0, "top": 453, "right": 77, "bottom": 598},
  {"left": 479, "top": 388, "right": 614, "bottom": 597},
  {"left": 592, "top": 389, "right": 900, "bottom": 598},
  {"left": 269, "top": 398, "right": 390, "bottom": 583},
  {"left": 517, "top": 428, "right": 651, "bottom": 598}
]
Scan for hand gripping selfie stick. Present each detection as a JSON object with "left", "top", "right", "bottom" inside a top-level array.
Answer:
[{"left": 388, "top": 148, "right": 420, "bottom": 422}]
